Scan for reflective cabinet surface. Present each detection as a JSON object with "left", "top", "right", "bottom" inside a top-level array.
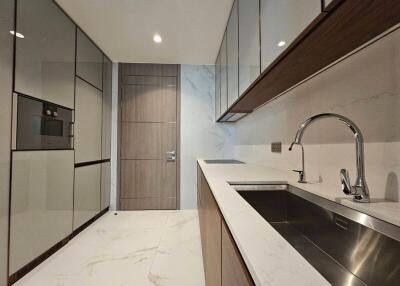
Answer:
[
  {"left": 239, "top": 0, "right": 260, "bottom": 95},
  {"left": 227, "top": 0, "right": 239, "bottom": 107},
  {"left": 260, "top": 0, "right": 321, "bottom": 71},
  {"left": 0, "top": 0, "right": 14, "bottom": 284},
  {"left": 73, "top": 164, "right": 101, "bottom": 230},
  {"left": 102, "top": 56, "right": 112, "bottom": 159},
  {"left": 14, "top": 0, "right": 75, "bottom": 108},
  {"left": 9, "top": 150, "right": 74, "bottom": 274},
  {"left": 74, "top": 78, "right": 103, "bottom": 163},
  {"left": 76, "top": 28, "right": 104, "bottom": 90}
]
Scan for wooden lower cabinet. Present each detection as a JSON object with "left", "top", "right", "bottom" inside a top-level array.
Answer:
[
  {"left": 197, "top": 165, "right": 254, "bottom": 286},
  {"left": 222, "top": 222, "right": 254, "bottom": 286}
]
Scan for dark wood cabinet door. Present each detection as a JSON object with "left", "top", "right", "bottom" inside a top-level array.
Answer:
[{"left": 222, "top": 221, "right": 254, "bottom": 286}]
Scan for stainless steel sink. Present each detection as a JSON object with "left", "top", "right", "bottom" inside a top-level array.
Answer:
[
  {"left": 230, "top": 182, "right": 400, "bottom": 286},
  {"left": 204, "top": 159, "right": 244, "bottom": 164}
]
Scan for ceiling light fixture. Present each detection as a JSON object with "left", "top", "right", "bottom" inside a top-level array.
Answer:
[
  {"left": 10, "top": 30, "right": 24, "bottom": 38},
  {"left": 278, "top": 41, "right": 286, "bottom": 47},
  {"left": 153, "top": 34, "right": 162, "bottom": 43}
]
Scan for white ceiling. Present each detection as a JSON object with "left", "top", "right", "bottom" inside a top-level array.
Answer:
[{"left": 56, "top": 0, "right": 233, "bottom": 64}]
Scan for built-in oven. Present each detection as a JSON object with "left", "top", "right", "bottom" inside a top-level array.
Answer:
[{"left": 16, "top": 95, "right": 73, "bottom": 150}]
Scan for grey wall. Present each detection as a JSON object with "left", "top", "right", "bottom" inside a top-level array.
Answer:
[
  {"left": 180, "top": 65, "right": 235, "bottom": 209},
  {"left": 234, "top": 27, "right": 400, "bottom": 202}
]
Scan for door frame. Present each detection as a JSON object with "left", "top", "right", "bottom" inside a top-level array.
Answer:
[{"left": 116, "top": 63, "right": 181, "bottom": 210}]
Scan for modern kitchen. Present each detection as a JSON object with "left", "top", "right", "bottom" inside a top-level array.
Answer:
[{"left": 0, "top": 0, "right": 400, "bottom": 285}]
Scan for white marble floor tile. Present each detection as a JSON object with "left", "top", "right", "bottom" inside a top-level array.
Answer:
[{"left": 14, "top": 210, "right": 205, "bottom": 286}]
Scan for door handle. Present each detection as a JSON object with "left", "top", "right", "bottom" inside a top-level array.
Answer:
[{"left": 166, "top": 151, "right": 176, "bottom": 162}]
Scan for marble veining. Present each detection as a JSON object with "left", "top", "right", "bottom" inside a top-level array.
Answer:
[
  {"left": 14, "top": 210, "right": 205, "bottom": 286},
  {"left": 180, "top": 65, "right": 235, "bottom": 209}
]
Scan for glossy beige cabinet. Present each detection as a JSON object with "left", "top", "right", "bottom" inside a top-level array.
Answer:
[
  {"left": 260, "top": 0, "right": 321, "bottom": 70},
  {"left": 14, "top": 0, "right": 75, "bottom": 108},
  {"left": 73, "top": 164, "right": 101, "bottom": 230},
  {"left": 75, "top": 78, "right": 103, "bottom": 163},
  {"left": 0, "top": 0, "right": 14, "bottom": 283},
  {"left": 215, "top": 52, "right": 221, "bottom": 120},
  {"left": 102, "top": 56, "right": 112, "bottom": 159},
  {"left": 76, "top": 29, "right": 104, "bottom": 90},
  {"left": 101, "top": 162, "right": 111, "bottom": 210},
  {"left": 9, "top": 151, "right": 74, "bottom": 274},
  {"left": 220, "top": 32, "right": 228, "bottom": 114},
  {"left": 238, "top": 0, "right": 260, "bottom": 95},
  {"left": 227, "top": 0, "right": 239, "bottom": 107}
]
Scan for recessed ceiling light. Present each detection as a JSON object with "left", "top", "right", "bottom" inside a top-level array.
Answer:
[
  {"left": 10, "top": 30, "right": 24, "bottom": 38},
  {"left": 153, "top": 34, "right": 162, "bottom": 43},
  {"left": 278, "top": 41, "right": 286, "bottom": 47}
]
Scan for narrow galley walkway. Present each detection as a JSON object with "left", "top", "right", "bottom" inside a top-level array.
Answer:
[{"left": 15, "top": 210, "right": 205, "bottom": 286}]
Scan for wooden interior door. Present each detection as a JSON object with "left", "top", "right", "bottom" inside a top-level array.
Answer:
[{"left": 119, "top": 64, "right": 178, "bottom": 210}]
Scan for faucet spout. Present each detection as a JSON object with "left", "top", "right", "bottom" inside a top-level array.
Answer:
[{"left": 289, "top": 113, "right": 370, "bottom": 203}]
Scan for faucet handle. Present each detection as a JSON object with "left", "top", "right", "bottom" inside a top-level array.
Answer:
[
  {"left": 340, "top": 169, "right": 353, "bottom": 195},
  {"left": 292, "top": 170, "right": 306, "bottom": 183}
]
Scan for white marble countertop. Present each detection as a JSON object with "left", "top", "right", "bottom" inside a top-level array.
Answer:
[{"left": 197, "top": 159, "right": 400, "bottom": 286}]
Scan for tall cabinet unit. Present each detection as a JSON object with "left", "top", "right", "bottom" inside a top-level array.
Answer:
[
  {"left": 74, "top": 29, "right": 108, "bottom": 230},
  {"left": 5, "top": 0, "right": 113, "bottom": 281},
  {"left": 0, "top": 0, "right": 14, "bottom": 284},
  {"left": 101, "top": 56, "right": 112, "bottom": 210},
  {"left": 9, "top": 0, "right": 76, "bottom": 281}
]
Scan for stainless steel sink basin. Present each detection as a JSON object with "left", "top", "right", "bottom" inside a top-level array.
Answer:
[
  {"left": 204, "top": 159, "right": 244, "bottom": 164},
  {"left": 230, "top": 182, "right": 400, "bottom": 286}
]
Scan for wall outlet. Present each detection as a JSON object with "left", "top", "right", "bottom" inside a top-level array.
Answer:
[{"left": 271, "top": 142, "right": 282, "bottom": 153}]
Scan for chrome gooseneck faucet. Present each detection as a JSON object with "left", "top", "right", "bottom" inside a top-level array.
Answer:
[{"left": 289, "top": 113, "right": 370, "bottom": 203}]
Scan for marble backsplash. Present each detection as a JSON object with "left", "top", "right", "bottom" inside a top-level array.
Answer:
[
  {"left": 180, "top": 65, "right": 235, "bottom": 209},
  {"left": 234, "top": 27, "right": 400, "bottom": 201}
]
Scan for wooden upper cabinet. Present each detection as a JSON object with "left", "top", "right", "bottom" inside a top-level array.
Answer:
[
  {"left": 260, "top": 0, "right": 322, "bottom": 71},
  {"left": 76, "top": 29, "right": 104, "bottom": 90},
  {"left": 227, "top": 0, "right": 239, "bottom": 107},
  {"left": 222, "top": 221, "right": 254, "bottom": 286},
  {"left": 238, "top": 0, "right": 261, "bottom": 96},
  {"left": 14, "top": 0, "right": 75, "bottom": 108}
]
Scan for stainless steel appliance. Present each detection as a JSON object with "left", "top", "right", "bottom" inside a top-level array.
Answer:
[{"left": 17, "top": 95, "right": 73, "bottom": 150}]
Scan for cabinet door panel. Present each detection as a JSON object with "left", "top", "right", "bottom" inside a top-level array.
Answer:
[
  {"left": 222, "top": 221, "right": 254, "bottom": 286},
  {"left": 73, "top": 164, "right": 101, "bottom": 230},
  {"left": 101, "top": 162, "right": 111, "bottom": 210},
  {"left": 75, "top": 78, "right": 103, "bottom": 163},
  {"left": 227, "top": 0, "right": 239, "bottom": 107},
  {"left": 215, "top": 52, "right": 221, "bottom": 120},
  {"left": 10, "top": 151, "right": 74, "bottom": 273},
  {"left": 0, "top": 0, "right": 14, "bottom": 283},
  {"left": 14, "top": 0, "right": 75, "bottom": 108},
  {"left": 260, "top": 0, "right": 321, "bottom": 70},
  {"left": 102, "top": 56, "right": 112, "bottom": 159},
  {"left": 76, "top": 29, "right": 103, "bottom": 90},
  {"left": 201, "top": 174, "right": 221, "bottom": 286},
  {"left": 220, "top": 32, "right": 228, "bottom": 114},
  {"left": 239, "top": 0, "right": 260, "bottom": 95}
]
